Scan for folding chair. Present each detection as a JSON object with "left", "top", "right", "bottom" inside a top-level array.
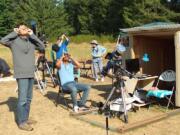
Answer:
[
  {"left": 147, "top": 70, "right": 176, "bottom": 111},
  {"left": 55, "top": 72, "right": 82, "bottom": 110}
]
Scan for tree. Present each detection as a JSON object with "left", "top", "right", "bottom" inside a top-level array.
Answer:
[
  {"left": 0, "top": 0, "right": 179, "bottom": 37},
  {"left": 14, "top": 0, "right": 71, "bottom": 38},
  {"left": 64, "top": 0, "right": 111, "bottom": 35},
  {"left": 0, "top": 0, "right": 17, "bottom": 36},
  {"left": 64, "top": 0, "right": 89, "bottom": 34},
  {"left": 87, "top": 0, "right": 110, "bottom": 34},
  {"left": 161, "top": 0, "right": 180, "bottom": 23},
  {"left": 105, "top": 0, "right": 129, "bottom": 33},
  {"left": 122, "top": 0, "right": 178, "bottom": 27}
]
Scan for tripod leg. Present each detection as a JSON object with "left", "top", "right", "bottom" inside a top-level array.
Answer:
[
  {"left": 106, "top": 116, "right": 109, "bottom": 135},
  {"left": 102, "top": 87, "right": 116, "bottom": 110},
  {"left": 35, "top": 68, "right": 46, "bottom": 94},
  {"left": 35, "top": 72, "right": 44, "bottom": 93},
  {"left": 45, "top": 62, "right": 56, "bottom": 87},
  {"left": 121, "top": 87, "right": 128, "bottom": 123}
]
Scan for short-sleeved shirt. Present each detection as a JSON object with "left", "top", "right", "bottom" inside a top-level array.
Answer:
[
  {"left": 58, "top": 63, "right": 74, "bottom": 86},
  {"left": 56, "top": 40, "right": 69, "bottom": 59}
]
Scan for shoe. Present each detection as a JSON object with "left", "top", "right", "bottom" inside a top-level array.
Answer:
[
  {"left": 27, "top": 119, "right": 37, "bottom": 125},
  {"left": 18, "top": 123, "right": 33, "bottom": 131},
  {"left": 73, "top": 105, "right": 79, "bottom": 113},
  {"left": 101, "top": 77, "right": 104, "bottom": 82},
  {"left": 95, "top": 78, "right": 99, "bottom": 82}
]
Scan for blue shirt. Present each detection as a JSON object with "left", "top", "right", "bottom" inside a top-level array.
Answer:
[
  {"left": 58, "top": 63, "right": 74, "bottom": 86},
  {"left": 91, "top": 45, "right": 106, "bottom": 59},
  {"left": 56, "top": 40, "right": 69, "bottom": 59}
]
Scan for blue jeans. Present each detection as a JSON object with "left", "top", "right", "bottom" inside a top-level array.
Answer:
[
  {"left": 101, "top": 60, "right": 114, "bottom": 76},
  {"left": 16, "top": 78, "right": 34, "bottom": 125},
  {"left": 62, "top": 81, "right": 90, "bottom": 107},
  {"left": 92, "top": 58, "right": 103, "bottom": 79}
]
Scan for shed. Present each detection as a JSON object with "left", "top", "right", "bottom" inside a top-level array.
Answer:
[{"left": 120, "top": 22, "right": 180, "bottom": 107}]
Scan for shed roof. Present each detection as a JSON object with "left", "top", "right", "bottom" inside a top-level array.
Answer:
[{"left": 120, "top": 22, "right": 180, "bottom": 33}]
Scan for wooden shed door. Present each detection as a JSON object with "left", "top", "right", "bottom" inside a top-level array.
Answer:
[{"left": 133, "top": 36, "right": 175, "bottom": 76}]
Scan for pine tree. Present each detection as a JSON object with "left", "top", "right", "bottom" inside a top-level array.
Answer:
[
  {"left": 0, "top": 0, "right": 17, "bottom": 36},
  {"left": 14, "top": 0, "right": 71, "bottom": 38},
  {"left": 122, "top": 0, "right": 177, "bottom": 27}
]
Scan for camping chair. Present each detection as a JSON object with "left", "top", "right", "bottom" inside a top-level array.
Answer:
[
  {"left": 147, "top": 70, "right": 176, "bottom": 111},
  {"left": 79, "top": 60, "right": 93, "bottom": 77},
  {"left": 55, "top": 71, "right": 82, "bottom": 110}
]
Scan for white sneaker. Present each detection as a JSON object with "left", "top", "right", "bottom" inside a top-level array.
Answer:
[
  {"left": 73, "top": 105, "right": 79, "bottom": 113},
  {"left": 101, "top": 77, "right": 104, "bottom": 82},
  {"left": 95, "top": 78, "right": 99, "bottom": 82}
]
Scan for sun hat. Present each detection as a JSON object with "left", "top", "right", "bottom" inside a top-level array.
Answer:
[{"left": 90, "top": 40, "right": 98, "bottom": 45}]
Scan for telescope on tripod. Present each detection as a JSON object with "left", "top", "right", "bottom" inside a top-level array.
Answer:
[
  {"left": 34, "top": 50, "right": 56, "bottom": 94},
  {"left": 99, "top": 61, "right": 134, "bottom": 123}
]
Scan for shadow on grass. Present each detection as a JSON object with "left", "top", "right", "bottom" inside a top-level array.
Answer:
[
  {"left": 91, "top": 84, "right": 120, "bottom": 100},
  {"left": 0, "top": 97, "right": 17, "bottom": 123},
  {"left": 81, "top": 75, "right": 95, "bottom": 81},
  {"left": 45, "top": 91, "right": 73, "bottom": 110},
  {"left": 45, "top": 91, "right": 101, "bottom": 109}
]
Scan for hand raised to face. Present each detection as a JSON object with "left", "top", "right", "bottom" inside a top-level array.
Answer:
[{"left": 14, "top": 25, "right": 33, "bottom": 36}]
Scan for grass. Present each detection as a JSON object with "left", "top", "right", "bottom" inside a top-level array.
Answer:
[
  {"left": 49, "top": 34, "right": 116, "bottom": 44},
  {"left": 69, "top": 34, "right": 115, "bottom": 44},
  {"left": 0, "top": 42, "right": 115, "bottom": 69}
]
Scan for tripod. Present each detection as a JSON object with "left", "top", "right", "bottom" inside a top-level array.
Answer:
[
  {"left": 102, "top": 77, "right": 129, "bottom": 123},
  {"left": 36, "top": 54, "right": 56, "bottom": 88},
  {"left": 34, "top": 66, "right": 46, "bottom": 94},
  {"left": 102, "top": 66, "right": 133, "bottom": 123}
]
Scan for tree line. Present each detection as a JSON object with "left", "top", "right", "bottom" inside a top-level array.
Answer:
[{"left": 0, "top": 0, "right": 180, "bottom": 39}]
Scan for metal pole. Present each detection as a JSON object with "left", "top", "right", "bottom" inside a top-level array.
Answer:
[{"left": 106, "top": 116, "right": 109, "bottom": 135}]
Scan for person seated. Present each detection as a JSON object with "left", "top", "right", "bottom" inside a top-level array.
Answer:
[
  {"left": 56, "top": 52, "right": 91, "bottom": 112},
  {"left": 101, "top": 43, "right": 126, "bottom": 77}
]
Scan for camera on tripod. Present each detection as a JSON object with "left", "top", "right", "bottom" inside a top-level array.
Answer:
[{"left": 37, "top": 49, "right": 46, "bottom": 63}]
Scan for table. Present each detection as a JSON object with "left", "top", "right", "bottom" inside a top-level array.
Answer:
[
  {"left": 79, "top": 60, "right": 93, "bottom": 77},
  {"left": 124, "top": 75, "right": 158, "bottom": 109},
  {"left": 124, "top": 75, "right": 158, "bottom": 94}
]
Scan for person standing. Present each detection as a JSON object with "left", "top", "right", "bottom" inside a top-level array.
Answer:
[
  {"left": 0, "top": 24, "right": 45, "bottom": 131},
  {"left": 56, "top": 34, "right": 69, "bottom": 59},
  {"left": 90, "top": 40, "right": 106, "bottom": 82}
]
